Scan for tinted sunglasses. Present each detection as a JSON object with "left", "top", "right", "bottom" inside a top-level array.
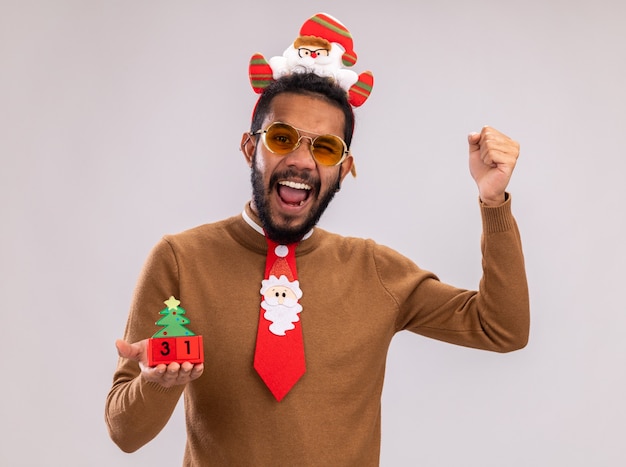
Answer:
[{"left": 252, "top": 122, "right": 349, "bottom": 166}]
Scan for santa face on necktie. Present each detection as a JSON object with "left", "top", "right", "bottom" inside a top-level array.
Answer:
[{"left": 261, "top": 275, "right": 303, "bottom": 336}]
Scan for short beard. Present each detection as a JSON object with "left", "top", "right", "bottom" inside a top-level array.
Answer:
[{"left": 250, "top": 155, "right": 340, "bottom": 244}]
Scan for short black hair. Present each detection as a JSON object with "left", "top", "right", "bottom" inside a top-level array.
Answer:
[{"left": 250, "top": 73, "right": 355, "bottom": 148}]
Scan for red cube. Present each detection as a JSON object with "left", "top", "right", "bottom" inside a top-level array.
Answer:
[{"left": 148, "top": 335, "right": 204, "bottom": 366}]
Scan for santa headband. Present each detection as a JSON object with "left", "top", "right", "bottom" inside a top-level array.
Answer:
[{"left": 248, "top": 12, "right": 374, "bottom": 108}]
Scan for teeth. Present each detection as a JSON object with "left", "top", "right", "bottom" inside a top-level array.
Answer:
[{"left": 279, "top": 180, "right": 311, "bottom": 190}]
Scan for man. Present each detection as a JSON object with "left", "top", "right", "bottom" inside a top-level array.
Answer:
[{"left": 105, "top": 72, "right": 529, "bottom": 465}]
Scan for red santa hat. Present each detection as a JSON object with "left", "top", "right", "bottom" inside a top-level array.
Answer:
[
  {"left": 299, "top": 12, "right": 357, "bottom": 67},
  {"left": 268, "top": 244, "right": 296, "bottom": 281}
]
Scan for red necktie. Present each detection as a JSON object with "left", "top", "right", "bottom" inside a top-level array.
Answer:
[{"left": 254, "top": 239, "right": 306, "bottom": 401}]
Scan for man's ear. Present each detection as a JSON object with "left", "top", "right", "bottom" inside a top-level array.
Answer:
[
  {"left": 240, "top": 132, "right": 255, "bottom": 166},
  {"left": 339, "top": 154, "right": 355, "bottom": 181}
]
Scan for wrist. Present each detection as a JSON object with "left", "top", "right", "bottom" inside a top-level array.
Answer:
[{"left": 480, "top": 192, "right": 508, "bottom": 207}]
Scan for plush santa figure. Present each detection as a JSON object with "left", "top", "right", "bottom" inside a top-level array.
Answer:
[{"left": 249, "top": 12, "right": 374, "bottom": 107}]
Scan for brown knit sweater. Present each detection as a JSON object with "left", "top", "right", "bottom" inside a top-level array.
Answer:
[{"left": 105, "top": 199, "right": 529, "bottom": 466}]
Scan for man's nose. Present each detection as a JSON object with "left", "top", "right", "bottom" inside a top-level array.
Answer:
[{"left": 284, "top": 136, "right": 316, "bottom": 169}]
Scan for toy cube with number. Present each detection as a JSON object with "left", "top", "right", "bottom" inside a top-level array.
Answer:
[{"left": 148, "top": 335, "right": 204, "bottom": 366}]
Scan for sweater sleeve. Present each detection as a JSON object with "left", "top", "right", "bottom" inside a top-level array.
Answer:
[
  {"left": 379, "top": 195, "right": 530, "bottom": 352},
  {"left": 105, "top": 238, "right": 187, "bottom": 452}
]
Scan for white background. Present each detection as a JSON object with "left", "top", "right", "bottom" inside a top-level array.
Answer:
[{"left": 2, "top": 1, "right": 625, "bottom": 465}]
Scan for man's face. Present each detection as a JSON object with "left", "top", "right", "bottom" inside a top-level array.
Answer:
[{"left": 241, "top": 93, "right": 354, "bottom": 244}]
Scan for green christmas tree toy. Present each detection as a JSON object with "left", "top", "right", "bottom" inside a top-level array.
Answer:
[{"left": 148, "top": 296, "right": 204, "bottom": 366}]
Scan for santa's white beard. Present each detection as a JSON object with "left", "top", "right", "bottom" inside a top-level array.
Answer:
[{"left": 261, "top": 300, "right": 303, "bottom": 336}]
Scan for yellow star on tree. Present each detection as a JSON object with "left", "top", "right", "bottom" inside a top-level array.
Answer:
[{"left": 164, "top": 296, "right": 181, "bottom": 310}]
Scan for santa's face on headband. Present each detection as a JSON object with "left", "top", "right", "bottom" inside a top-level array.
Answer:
[
  {"left": 269, "top": 36, "right": 359, "bottom": 93},
  {"left": 241, "top": 92, "right": 354, "bottom": 244},
  {"left": 286, "top": 36, "right": 341, "bottom": 75}
]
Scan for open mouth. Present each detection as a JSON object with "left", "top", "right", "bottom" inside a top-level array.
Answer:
[{"left": 277, "top": 180, "right": 312, "bottom": 207}]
